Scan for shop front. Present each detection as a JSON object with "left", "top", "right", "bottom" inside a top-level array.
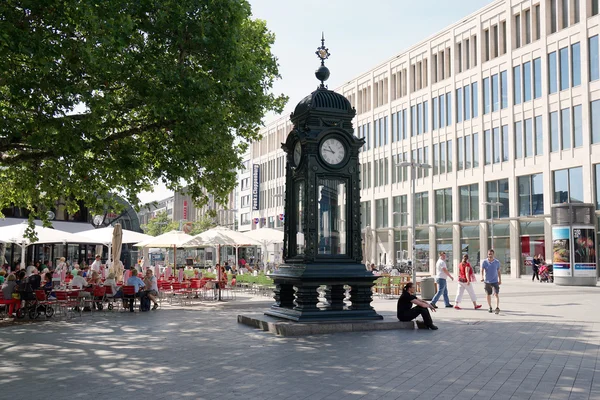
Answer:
[
  {"left": 489, "top": 222, "right": 511, "bottom": 275},
  {"left": 415, "top": 227, "right": 430, "bottom": 272},
  {"left": 461, "top": 225, "right": 481, "bottom": 273},
  {"left": 436, "top": 226, "right": 453, "bottom": 272},
  {"left": 519, "top": 221, "right": 545, "bottom": 277}
]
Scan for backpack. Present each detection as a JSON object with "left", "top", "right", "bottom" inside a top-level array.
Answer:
[{"left": 140, "top": 294, "right": 151, "bottom": 312}]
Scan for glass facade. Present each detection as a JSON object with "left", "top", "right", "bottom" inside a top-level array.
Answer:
[
  {"left": 500, "top": 71, "right": 508, "bottom": 109},
  {"left": 533, "top": 57, "right": 542, "bottom": 98},
  {"left": 520, "top": 221, "right": 545, "bottom": 276},
  {"left": 392, "top": 195, "right": 407, "bottom": 227},
  {"left": 436, "top": 227, "right": 453, "bottom": 272},
  {"left": 572, "top": 42, "right": 581, "bottom": 87},
  {"left": 549, "top": 51, "right": 558, "bottom": 94},
  {"left": 375, "top": 198, "right": 388, "bottom": 229},
  {"left": 489, "top": 222, "right": 511, "bottom": 274},
  {"left": 523, "top": 62, "right": 531, "bottom": 102},
  {"left": 415, "top": 192, "right": 429, "bottom": 225},
  {"left": 561, "top": 108, "right": 571, "bottom": 150},
  {"left": 525, "top": 118, "right": 533, "bottom": 158},
  {"left": 434, "top": 188, "right": 452, "bottom": 223},
  {"left": 461, "top": 225, "right": 481, "bottom": 273},
  {"left": 459, "top": 184, "right": 479, "bottom": 221},
  {"left": 483, "top": 77, "right": 490, "bottom": 114},
  {"left": 486, "top": 179, "right": 509, "bottom": 218},
  {"left": 515, "top": 121, "right": 523, "bottom": 159},
  {"left": 518, "top": 174, "right": 544, "bottom": 216},
  {"left": 573, "top": 105, "right": 582, "bottom": 148},
  {"left": 535, "top": 116, "right": 543, "bottom": 155},
  {"left": 592, "top": 100, "right": 600, "bottom": 144},
  {"left": 513, "top": 66, "right": 521, "bottom": 105},
  {"left": 553, "top": 167, "right": 583, "bottom": 203},
  {"left": 559, "top": 47, "right": 569, "bottom": 91},
  {"left": 591, "top": 35, "right": 599, "bottom": 82},
  {"left": 317, "top": 179, "right": 346, "bottom": 255},
  {"left": 415, "top": 228, "right": 430, "bottom": 272},
  {"left": 550, "top": 111, "right": 559, "bottom": 152}
]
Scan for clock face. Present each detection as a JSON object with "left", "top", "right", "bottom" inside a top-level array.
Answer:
[
  {"left": 294, "top": 142, "right": 302, "bottom": 166},
  {"left": 320, "top": 138, "right": 346, "bottom": 166}
]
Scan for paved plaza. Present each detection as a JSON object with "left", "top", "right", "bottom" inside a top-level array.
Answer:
[{"left": 2, "top": 278, "right": 600, "bottom": 400}]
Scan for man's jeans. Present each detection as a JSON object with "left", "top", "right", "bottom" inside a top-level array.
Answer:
[{"left": 431, "top": 278, "right": 450, "bottom": 306}]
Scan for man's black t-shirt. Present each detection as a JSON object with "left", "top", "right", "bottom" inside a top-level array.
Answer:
[{"left": 397, "top": 290, "right": 416, "bottom": 314}]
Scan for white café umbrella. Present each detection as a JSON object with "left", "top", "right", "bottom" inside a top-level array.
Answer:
[
  {"left": 134, "top": 230, "right": 192, "bottom": 270},
  {"left": 78, "top": 225, "right": 152, "bottom": 264},
  {"left": 241, "top": 228, "right": 283, "bottom": 269},
  {"left": 0, "top": 221, "right": 99, "bottom": 268},
  {"left": 182, "top": 226, "right": 262, "bottom": 300}
]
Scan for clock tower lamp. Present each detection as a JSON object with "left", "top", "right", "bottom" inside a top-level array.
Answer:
[{"left": 265, "top": 36, "right": 382, "bottom": 322}]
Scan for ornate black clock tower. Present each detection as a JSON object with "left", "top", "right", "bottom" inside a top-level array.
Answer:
[{"left": 265, "top": 36, "right": 382, "bottom": 322}]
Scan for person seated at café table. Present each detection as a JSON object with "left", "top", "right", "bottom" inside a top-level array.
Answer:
[
  {"left": 125, "top": 269, "right": 146, "bottom": 312},
  {"left": 82, "top": 266, "right": 91, "bottom": 278},
  {"left": 42, "top": 272, "right": 54, "bottom": 295},
  {"left": 103, "top": 272, "right": 122, "bottom": 299},
  {"left": 143, "top": 269, "right": 160, "bottom": 310},
  {"left": 1, "top": 274, "right": 20, "bottom": 318},
  {"left": 88, "top": 271, "right": 101, "bottom": 285}
]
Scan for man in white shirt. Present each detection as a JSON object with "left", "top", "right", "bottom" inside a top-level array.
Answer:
[
  {"left": 91, "top": 255, "right": 102, "bottom": 274},
  {"left": 143, "top": 269, "right": 160, "bottom": 310},
  {"left": 429, "top": 252, "right": 454, "bottom": 309},
  {"left": 69, "top": 270, "right": 88, "bottom": 289}
]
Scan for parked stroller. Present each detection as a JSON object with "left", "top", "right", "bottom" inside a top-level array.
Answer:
[{"left": 539, "top": 264, "right": 554, "bottom": 283}]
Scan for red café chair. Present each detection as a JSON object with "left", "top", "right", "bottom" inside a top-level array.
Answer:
[
  {"left": 54, "top": 291, "right": 82, "bottom": 319},
  {"left": 33, "top": 290, "right": 56, "bottom": 319},
  {"left": 104, "top": 285, "right": 121, "bottom": 311},
  {"left": 121, "top": 285, "right": 137, "bottom": 312}
]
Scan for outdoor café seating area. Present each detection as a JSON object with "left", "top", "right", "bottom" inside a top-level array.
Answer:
[
  {"left": 0, "top": 268, "right": 277, "bottom": 322},
  {"left": 372, "top": 274, "right": 435, "bottom": 299}
]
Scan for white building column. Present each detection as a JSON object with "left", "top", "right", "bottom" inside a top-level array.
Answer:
[
  {"left": 429, "top": 225, "right": 437, "bottom": 275},
  {"left": 452, "top": 224, "right": 462, "bottom": 274}
]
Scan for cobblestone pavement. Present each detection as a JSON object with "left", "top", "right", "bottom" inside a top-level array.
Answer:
[{"left": 2, "top": 278, "right": 600, "bottom": 400}]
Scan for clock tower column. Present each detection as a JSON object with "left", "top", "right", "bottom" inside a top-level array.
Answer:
[{"left": 265, "top": 36, "right": 382, "bottom": 322}]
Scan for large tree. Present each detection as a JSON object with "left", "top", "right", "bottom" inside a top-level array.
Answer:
[{"left": 0, "top": 0, "right": 286, "bottom": 232}]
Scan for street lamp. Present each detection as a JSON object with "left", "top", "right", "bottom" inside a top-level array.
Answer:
[
  {"left": 397, "top": 161, "right": 431, "bottom": 285},
  {"left": 482, "top": 201, "right": 503, "bottom": 250}
]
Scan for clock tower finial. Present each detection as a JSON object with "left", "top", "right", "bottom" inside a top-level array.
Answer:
[{"left": 315, "top": 33, "right": 330, "bottom": 88}]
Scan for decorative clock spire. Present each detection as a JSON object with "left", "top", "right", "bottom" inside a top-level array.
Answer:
[{"left": 315, "top": 33, "right": 330, "bottom": 88}]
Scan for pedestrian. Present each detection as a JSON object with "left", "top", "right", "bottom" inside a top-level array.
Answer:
[
  {"left": 397, "top": 282, "right": 438, "bottom": 330},
  {"left": 429, "top": 251, "right": 454, "bottom": 309},
  {"left": 532, "top": 254, "right": 540, "bottom": 281},
  {"left": 481, "top": 249, "right": 502, "bottom": 314},
  {"left": 454, "top": 254, "right": 482, "bottom": 310}
]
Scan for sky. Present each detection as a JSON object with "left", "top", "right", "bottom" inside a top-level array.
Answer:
[{"left": 137, "top": 0, "right": 493, "bottom": 204}]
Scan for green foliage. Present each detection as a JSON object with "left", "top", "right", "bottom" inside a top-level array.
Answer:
[
  {"left": 0, "top": 0, "right": 287, "bottom": 238},
  {"left": 189, "top": 214, "right": 217, "bottom": 236},
  {"left": 141, "top": 210, "right": 179, "bottom": 236}
]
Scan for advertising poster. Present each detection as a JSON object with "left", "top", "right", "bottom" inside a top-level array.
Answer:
[
  {"left": 552, "top": 227, "right": 571, "bottom": 277},
  {"left": 573, "top": 227, "right": 597, "bottom": 277}
]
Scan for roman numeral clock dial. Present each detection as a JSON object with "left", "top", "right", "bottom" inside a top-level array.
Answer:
[{"left": 319, "top": 138, "right": 345, "bottom": 166}]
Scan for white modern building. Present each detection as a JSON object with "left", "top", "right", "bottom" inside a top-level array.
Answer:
[{"left": 240, "top": 0, "right": 600, "bottom": 277}]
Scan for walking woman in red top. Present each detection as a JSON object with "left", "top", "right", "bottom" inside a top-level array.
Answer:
[{"left": 454, "top": 254, "right": 482, "bottom": 310}]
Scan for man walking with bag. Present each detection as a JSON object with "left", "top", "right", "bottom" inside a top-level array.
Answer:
[{"left": 429, "top": 252, "right": 454, "bottom": 309}]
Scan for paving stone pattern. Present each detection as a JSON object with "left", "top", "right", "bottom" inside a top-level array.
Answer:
[{"left": 1, "top": 278, "right": 600, "bottom": 400}]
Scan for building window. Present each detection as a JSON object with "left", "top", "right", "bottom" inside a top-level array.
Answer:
[
  {"left": 483, "top": 77, "right": 490, "bottom": 114},
  {"left": 515, "top": 13, "right": 521, "bottom": 48},
  {"left": 533, "top": 57, "right": 542, "bottom": 98},
  {"left": 561, "top": 107, "right": 571, "bottom": 150},
  {"left": 486, "top": 178, "right": 509, "bottom": 218},
  {"left": 590, "top": 36, "right": 599, "bottom": 82},
  {"left": 525, "top": 118, "right": 534, "bottom": 158},
  {"left": 447, "top": 140, "right": 453, "bottom": 173},
  {"left": 550, "top": 111, "right": 559, "bottom": 152},
  {"left": 500, "top": 70, "right": 508, "bottom": 109},
  {"left": 392, "top": 195, "right": 407, "bottom": 227},
  {"left": 502, "top": 125, "right": 509, "bottom": 162},
  {"left": 471, "top": 82, "right": 478, "bottom": 118},
  {"left": 525, "top": 9, "right": 531, "bottom": 44},
  {"left": 459, "top": 184, "right": 479, "bottom": 221},
  {"left": 439, "top": 94, "right": 446, "bottom": 128},
  {"left": 423, "top": 101, "right": 428, "bottom": 133},
  {"left": 375, "top": 198, "right": 389, "bottom": 229},
  {"left": 518, "top": 174, "right": 544, "bottom": 216},
  {"left": 550, "top": 0, "right": 558, "bottom": 33},
  {"left": 446, "top": 92, "right": 452, "bottom": 126},
  {"left": 440, "top": 141, "right": 446, "bottom": 174},
  {"left": 596, "top": 164, "right": 600, "bottom": 210},
  {"left": 360, "top": 201, "right": 371, "bottom": 229},
  {"left": 457, "top": 137, "right": 464, "bottom": 170},
  {"left": 473, "top": 133, "right": 479, "bottom": 168},
  {"left": 535, "top": 115, "right": 543, "bottom": 155},
  {"left": 456, "top": 87, "right": 463, "bottom": 123},
  {"left": 464, "top": 84, "right": 471, "bottom": 121},
  {"left": 491, "top": 73, "right": 499, "bottom": 112},
  {"left": 573, "top": 105, "right": 582, "bottom": 148},
  {"left": 559, "top": 46, "right": 569, "bottom": 91},
  {"left": 433, "top": 143, "right": 439, "bottom": 175},
  {"left": 549, "top": 51, "right": 558, "bottom": 94},
  {"left": 523, "top": 62, "right": 532, "bottom": 102},
  {"left": 593, "top": 0, "right": 599, "bottom": 16},
  {"left": 572, "top": 42, "right": 581, "bottom": 87},
  {"left": 435, "top": 188, "right": 453, "bottom": 223},
  {"left": 485, "top": 130, "right": 492, "bottom": 165},
  {"left": 513, "top": 65, "right": 522, "bottom": 105},
  {"left": 592, "top": 100, "right": 600, "bottom": 144},
  {"left": 241, "top": 213, "right": 250, "bottom": 225},
  {"left": 415, "top": 192, "right": 429, "bottom": 225},
  {"left": 553, "top": 167, "right": 583, "bottom": 203},
  {"left": 493, "top": 127, "right": 501, "bottom": 164},
  {"left": 515, "top": 121, "right": 523, "bottom": 159},
  {"left": 465, "top": 134, "right": 472, "bottom": 169}
]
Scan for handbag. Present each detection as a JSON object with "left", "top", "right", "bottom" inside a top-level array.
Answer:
[{"left": 458, "top": 277, "right": 468, "bottom": 283}]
